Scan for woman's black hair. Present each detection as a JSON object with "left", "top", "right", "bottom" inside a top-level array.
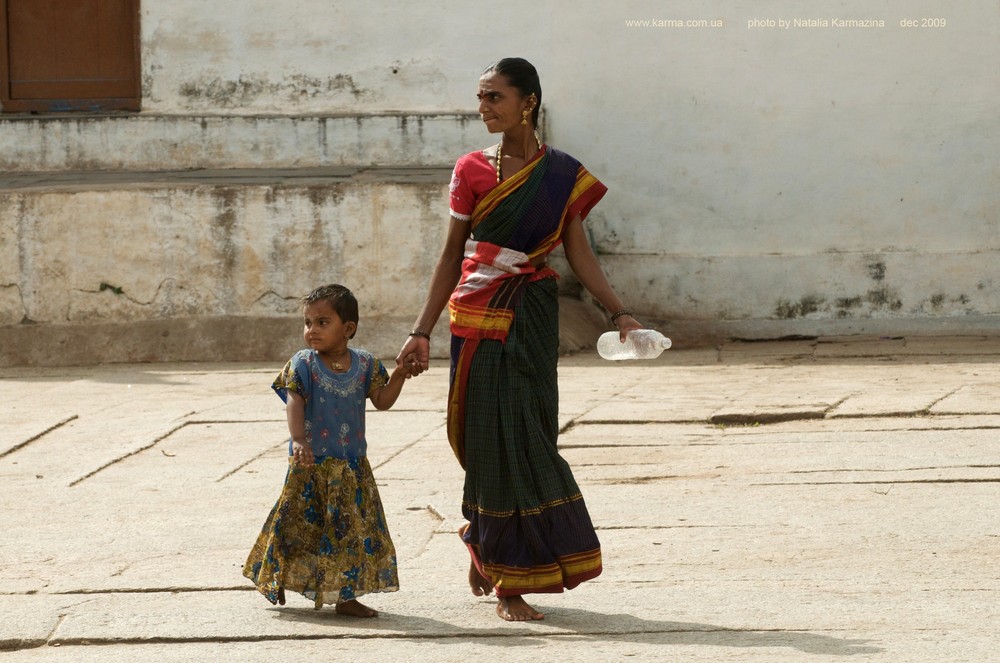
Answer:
[{"left": 484, "top": 57, "right": 542, "bottom": 127}]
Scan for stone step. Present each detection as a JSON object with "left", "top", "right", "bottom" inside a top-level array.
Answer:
[
  {"left": 0, "top": 166, "right": 606, "bottom": 366},
  {"left": 0, "top": 166, "right": 451, "bottom": 365},
  {"left": 0, "top": 166, "right": 445, "bottom": 192},
  {"left": 0, "top": 112, "right": 482, "bottom": 172}
]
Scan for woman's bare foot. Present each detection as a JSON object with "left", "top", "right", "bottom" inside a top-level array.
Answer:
[
  {"left": 335, "top": 599, "right": 378, "bottom": 618},
  {"left": 459, "top": 523, "right": 495, "bottom": 597},
  {"left": 468, "top": 560, "right": 494, "bottom": 596},
  {"left": 277, "top": 587, "right": 286, "bottom": 605},
  {"left": 496, "top": 596, "right": 544, "bottom": 621}
]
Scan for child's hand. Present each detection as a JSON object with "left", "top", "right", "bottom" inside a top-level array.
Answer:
[
  {"left": 397, "top": 338, "right": 429, "bottom": 376},
  {"left": 394, "top": 360, "right": 416, "bottom": 380},
  {"left": 291, "top": 439, "right": 314, "bottom": 466}
]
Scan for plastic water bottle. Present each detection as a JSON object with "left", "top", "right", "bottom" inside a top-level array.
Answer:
[{"left": 597, "top": 329, "right": 672, "bottom": 360}]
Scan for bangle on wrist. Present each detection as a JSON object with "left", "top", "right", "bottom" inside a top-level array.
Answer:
[
  {"left": 408, "top": 330, "right": 431, "bottom": 340},
  {"left": 610, "top": 309, "right": 633, "bottom": 325}
]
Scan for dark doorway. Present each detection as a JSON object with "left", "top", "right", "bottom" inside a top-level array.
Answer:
[{"left": 0, "top": 0, "right": 140, "bottom": 112}]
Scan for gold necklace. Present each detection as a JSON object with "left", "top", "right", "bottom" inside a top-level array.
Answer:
[
  {"left": 496, "top": 134, "right": 542, "bottom": 183},
  {"left": 326, "top": 350, "right": 350, "bottom": 371}
]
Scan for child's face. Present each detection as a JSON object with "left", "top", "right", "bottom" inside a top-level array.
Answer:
[{"left": 302, "top": 300, "right": 355, "bottom": 355}]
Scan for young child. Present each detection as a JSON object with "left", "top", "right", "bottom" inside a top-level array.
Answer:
[{"left": 243, "top": 284, "right": 411, "bottom": 617}]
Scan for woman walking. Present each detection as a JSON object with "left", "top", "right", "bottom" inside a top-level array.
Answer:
[{"left": 397, "top": 58, "right": 641, "bottom": 621}]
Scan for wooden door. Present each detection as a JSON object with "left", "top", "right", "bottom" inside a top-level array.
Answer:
[{"left": 0, "top": 0, "right": 140, "bottom": 112}]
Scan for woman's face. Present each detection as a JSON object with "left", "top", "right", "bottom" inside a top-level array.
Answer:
[{"left": 477, "top": 72, "right": 532, "bottom": 133}]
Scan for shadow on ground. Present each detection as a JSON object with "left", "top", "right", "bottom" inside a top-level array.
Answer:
[{"left": 274, "top": 605, "right": 882, "bottom": 656}]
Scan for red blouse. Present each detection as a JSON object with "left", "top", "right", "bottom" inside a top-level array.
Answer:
[
  {"left": 448, "top": 150, "right": 502, "bottom": 221},
  {"left": 448, "top": 145, "right": 607, "bottom": 229}
]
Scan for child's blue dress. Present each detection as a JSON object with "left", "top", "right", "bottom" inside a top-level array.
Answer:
[{"left": 243, "top": 348, "right": 399, "bottom": 608}]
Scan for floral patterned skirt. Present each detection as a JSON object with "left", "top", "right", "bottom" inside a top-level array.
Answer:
[{"left": 243, "top": 455, "right": 398, "bottom": 609}]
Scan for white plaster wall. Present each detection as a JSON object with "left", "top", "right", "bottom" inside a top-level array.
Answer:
[
  {"left": 135, "top": 0, "right": 999, "bottom": 332},
  {"left": 3, "top": 179, "right": 447, "bottom": 328},
  {"left": 550, "top": 1, "right": 998, "bottom": 326},
  {"left": 140, "top": 1, "right": 505, "bottom": 115},
  {"left": 1, "top": 0, "right": 995, "bottom": 347}
]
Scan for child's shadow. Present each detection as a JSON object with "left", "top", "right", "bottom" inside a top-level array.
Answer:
[{"left": 273, "top": 606, "right": 882, "bottom": 656}]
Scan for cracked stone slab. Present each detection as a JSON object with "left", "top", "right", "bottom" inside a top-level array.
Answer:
[
  {"left": 566, "top": 425, "right": 1000, "bottom": 480},
  {"left": 5, "top": 582, "right": 994, "bottom": 662},
  {"left": 682, "top": 414, "right": 1000, "bottom": 435},
  {"left": 708, "top": 404, "right": 831, "bottom": 425},
  {"left": 9, "top": 523, "right": 998, "bottom": 657},
  {"left": 21, "top": 587, "right": 733, "bottom": 645},
  {"left": 2, "top": 350, "right": 999, "bottom": 663},
  {"left": 583, "top": 472, "right": 1000, "bottom": 535},
  {"left": 2, "top": 633, "right": 994, "bottom": 663},
  {"left": 580, "top": 396, "right": 726, "bottom": 424},
  {"left": 557, "top": 369, "right": 696, "bottom": 423},
  {"left": 560, "top": 422, "right": 725, "bottom": 448},
  {"left": 930, "top": 383, "right": 1000, "bottom": 415},
  {"left": 0, "top": 414, "right": 79, "bottom": 458},
  {"left": 827, "top": 385, "right": 957, "bottom": 417},
  {"left": 374, "top": 436, "right": 465, "bottom": 484},
  {"left": 0, "top": 595, "right": 75, "bottom": 652}
]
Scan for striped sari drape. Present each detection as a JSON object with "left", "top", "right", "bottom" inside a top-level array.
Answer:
[{"left": 447, "top": 146, "right": 607, "bottom": 597}]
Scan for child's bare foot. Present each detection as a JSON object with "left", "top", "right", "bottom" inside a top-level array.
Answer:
[
  {"left": 277, "top": 587, "right": 286, "bottom": 605},
  {"left": 468, "top": 560, "right": 494, "bottom": 596},
  {"left": 496, "top": 596, "right": 544, "bottom": 621},
  {"left": 335, "top": 599, "right": 378, "bottom": 618}
]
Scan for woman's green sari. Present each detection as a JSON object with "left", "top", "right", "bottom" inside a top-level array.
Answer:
[{"left": 448, "top": 146, "right": 607, "bottom": 596}]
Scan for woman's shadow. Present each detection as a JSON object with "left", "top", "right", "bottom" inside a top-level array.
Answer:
[{"left": 274, "top": 605, "right": 882, "bottom": 656}]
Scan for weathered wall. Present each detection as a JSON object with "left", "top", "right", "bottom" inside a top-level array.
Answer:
[
  {"left": 1, "top": 0, "right": 997, "bottom": 366},
  {"left": 555, "top": 2, "right": 998, "bottom": 335},
  {"left": 118, "top": 0, "right": 1000, "bottom": 333},
  {"left": 0, "top": 113, "right": 486, "bottom": 172},
  {"left": 0, "top": 166, "right": 609, "bottom": 366},
  {"left": 0, "top": 170, "right": 454, "bottom": 365},
  {"left": 4, "top": 180, "right": 445, "bottom": 324},
  {"left": 138, "top": 2, "right": 492, "bottom": 116}
]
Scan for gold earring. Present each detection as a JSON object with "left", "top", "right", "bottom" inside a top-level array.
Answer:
[{"left": 521, "top": 109, "right": 530, "bottom": 125}]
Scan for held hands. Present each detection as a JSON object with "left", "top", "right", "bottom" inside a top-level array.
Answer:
[
  {"left": 391, "top": 361, "right": 417, "bottom": 381},
  {"left": 396, "top": 334, "right": 430, "bottom": 377},
  {"left": 291, "top": 439, "right": 314, "bottom": 467}
]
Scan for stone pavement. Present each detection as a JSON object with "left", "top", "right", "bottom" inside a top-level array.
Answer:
[{"left": 1, "top": 336, "right": 998, "bottom": 662}]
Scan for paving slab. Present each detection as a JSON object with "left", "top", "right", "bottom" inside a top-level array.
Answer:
[
  {"left": 1, "top": 337, "right": 998, "bottom": 661},
  {"left": 931, "top": 382, "right": 1000, "bottom": 415}
]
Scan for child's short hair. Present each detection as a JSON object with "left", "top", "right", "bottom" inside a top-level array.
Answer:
[{"left": 303, "top": 284, "right": 359, "bottom": 338}]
